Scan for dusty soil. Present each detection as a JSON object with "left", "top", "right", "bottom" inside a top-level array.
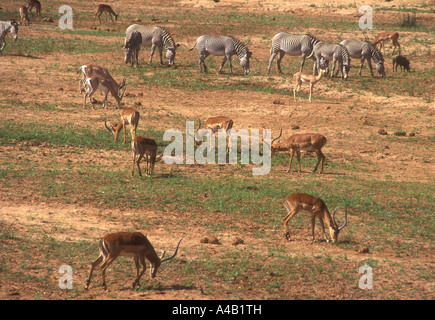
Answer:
[{"left": 0, "top": 0, "right": 434, "bottom": 301}]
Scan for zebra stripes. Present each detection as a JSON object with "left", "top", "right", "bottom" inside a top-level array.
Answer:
[
  {"left": 190, "top": 35, "right": 252, "bottom": 75},
  {"left": 339, "top": 39, "right": 385, "bottom": 78},
  {"left": 311, "top": 42, "right": 351, "bottom": 80},
  {"left": 124, "top": 24, "right": 179, "bottom": 66},
  {"left": 0, "top": 19, "right": 19, "bottom": 54},
  {"left": 268, "top": 33, "right": 320, "bottom": 73}
]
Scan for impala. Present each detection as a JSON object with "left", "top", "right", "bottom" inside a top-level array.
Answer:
[
  {"left": 85, "top": 232, "right": 182, "bottom": 290},
  {"left": 83, "top": 75, "right": 128, "bottom": 109},
  {"left": 132, "top": 136, "right": 163, "bottom": 177},
  {"left": 293, "top": 68, "right": 327, "bottom": 102},
  {"left": 373, "top": 31, "right": 401, "bottom": 55},
  {"left": 271, "top": 129, "right": 327, "bottom": 173},
  {"left": 19, "top": 5, "right": 30, "bottom": 26},
  {"left": 78, "top": 64, "right": 122, "bottom": 94},
  {"left": 94, "top": 4, "right": 119, "bottom": 24},
  {"left": 105, "top": 107, "right": 140, "bottom": 143},
  {"left": 26, "top": 0, "right": 41, "bottom": 17},
  {"left": 190, "top": 116, "right": 234, "bottom": 152},
  {"left": 283, "top": 193, "right": 348, "bottom": 242}
]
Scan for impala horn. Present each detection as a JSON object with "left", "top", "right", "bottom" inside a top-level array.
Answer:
[
  {"left": 271, "top": 127, "right": 283, "bottom": 145},
  {"left": 160, "top": 238, "right": 183, "bottom": 263},
  {"left": 104, "top": 114, "right": 114, "bottom": 132},
  {"left": 333, "top": 208, "right": 348, "bottom": 231}
]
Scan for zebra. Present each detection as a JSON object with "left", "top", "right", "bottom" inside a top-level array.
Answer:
[
  {"left": 340, "top": 39, "right": 385, "bottom": 78},
  {"left": 267, "top": 33, "right": 320, "bottom": 74},
  {"left": 0, "top": 19, "right": 19, "bottom": 54},
  {"left": 124, "top": 31, "right": 142, "bottom": 67},
  {"left": 124, "top": 24, "right": 179, "bottom": 66},
  {"left": 310, "top": 42, "right": 351, "bottom": 80},
  {"left": 189, "top": 35, "right": 252, "bottom": 75}
]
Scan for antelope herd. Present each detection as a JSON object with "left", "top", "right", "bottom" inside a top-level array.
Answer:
[{"left": 2, "top": 1, "right": 417, "bottom": 292}]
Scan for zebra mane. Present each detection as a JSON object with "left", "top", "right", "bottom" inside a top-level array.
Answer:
[
  {"left": 158, "top": 27, "right": 176, "bottom": 50},
  {"left": 338, "top": 44, "right": 350, "bottom": 65},
  {"left": 229, "top": 36, "right": 249, "bottom": 58},
  {"left": 368, "top": 43, "right": 384, "bottom": 63}
]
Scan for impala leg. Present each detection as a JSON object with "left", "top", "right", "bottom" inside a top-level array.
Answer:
[
  {"left": 133, "top": 255, "right": 147, "bottom": 288},
  {"left": 309, "top": 83, "right": 313, "bottom": 102},
  {"left": 318, "top": 218, "right": 328, "bottom": 242},
  {"left": 283, "top": 209, "right": 299, "bottom": 240},
  {"left": 313, "top": 149, "right": 325, "bottom": 173},
  {"left": 85, "top": 255, "right": 103, "bottom": 289},
  {"left": 136, "top": 154, "right": 143, "bottom": 177},
  {"left": 287, "top": 149, "right": 295, "bottom": 173},
  {"left": 123, "top": 125, "right": 126, "bottom": 144},
  {"left": 100, "top": 257, "right": 116, "bottom": 291},
  {"left": 311, "top": 215, "right": 316, "bottom": 242},
  {"left": 296, "top": 150, "right": 302, "bottom": 173},
  {"left": 132, "top": 152, "right": 136, "bottom": 176}
]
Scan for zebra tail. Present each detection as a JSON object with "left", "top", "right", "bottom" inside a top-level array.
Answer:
[{"left": 188, "top": 42, "right": 197, "bottom": 51}]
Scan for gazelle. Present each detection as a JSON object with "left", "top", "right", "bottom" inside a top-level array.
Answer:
[
  {"left": 293, "top": 68, "right": 327, "bottom": 103},
  {"left": 271, "top": 129, "right": 327, "bottom": 173},
  {"left": 105, "top": 107, "right": 140, "bottom": 143},
  {"left": 83, "top": 75, "right": 128, "bottom": 109},
  {"left": 94, "top": 4, "right": 119, "bottom": 24},
  {"left": 85, "top": 232, "right": 183, "bottom": 290},
  {"left": 19, "top": 5, "right": 30, "bottom": 26},
  {"left": 283, "top": 193, "right": 348, "bottom": 242},
  {"left": 132, "top": 137, "right": 163, "bottom": 177},
  {"left": 189, "top": 116, "right": 234, "bottom": 152},
  {"left": 373, "top": 31, "right": 401, "bottom": 55},
  {"left": 26, "top": 0, "right": 41, "bottom": 17}
]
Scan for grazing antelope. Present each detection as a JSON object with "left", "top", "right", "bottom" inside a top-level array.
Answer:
[
  {"left": 83, "top": 74, "right": 128, "bottom": 109},
  {"left": 373, "top": 31, "right": 401, "bottom": 55},
  {"left": 19, "top": 5, "right": 30, "bottom": 26},
  {"left": 79, "top": 64, "right": 119, "bottom": 94},
  {"left": 94, "top": 4, "right": 119, "bottom": 24},
  {"left": 105, "top": 107, "right": 140, "bottom": 143},
  {"left": 283, "top": 193, "right": 348, "bottom": 242},
  {"left": 271, "top": 130, "right": 327, "bottom": 173},
  {"left": 85, "top": 232, "right": 182, "bottom": 290},
  {"left": 293, "top": 68, "right": 327, "bottom": 102},
  {"left": 132, "top": 137, "right": 163, "bottom": 177},
  {"left": 26, "top": 0, "right": 41, "bottom": 17},
  {"left": 189, "top": 116, "right": 234, "bottom": 152}
]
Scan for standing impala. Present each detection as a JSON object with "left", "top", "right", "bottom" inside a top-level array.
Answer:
[
  {"left": 85, "top": 232, "right": 182, "bottom": 290},
  {"left": 105, "top": 107, "right": 140, "bottom": 143},
  {"left": 94, "top": 4, "right": 119, "bottom": 24},
  {"left": 373, "top": 31, "right": 401, "bottom": 55},
  {"left": 271, "top": 129, "right": 327, "bottom": 173},
  {"left": 283, "top": 193, "right": 348, "bottom": 242},
  {"left": 293, "top": 68, "right": 327, "bottom": 102},
  {"left": 83, "top": 74, "right": 128, "bottom": 109},
  {"left": 132, "top": 137, "right": 163, "bottom": 177}
]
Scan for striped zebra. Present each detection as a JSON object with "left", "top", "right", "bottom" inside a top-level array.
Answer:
[
  {"left": 0, "top": 19, "right": 19, "bottom": 54},
  {"left": 124, "top": 24, "right": 179, "bottom": 66},
  {"left": 339, "top": 39, "right": 385, "bottom": 78},
  {"left": 189, "top": 35, "right": 252, "bottom": 75},
  {"left": 310, "top": 42, "right": 351, "bottom": 80},
  {"left": 267, "top": 33, "right": 320, "bottom": 74}
]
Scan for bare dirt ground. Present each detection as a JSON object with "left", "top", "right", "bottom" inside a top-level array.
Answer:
[{"left": 0, "top": 0, "right": 434, "bottom": 301}]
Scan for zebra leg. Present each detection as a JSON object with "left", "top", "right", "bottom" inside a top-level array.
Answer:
[
  {"left": 276, "top": 51, "right": 285, "bottom": 74},
  {"left": 0, "top": 40, "right": 6, "bottom": 54},
  {"left": 299, "top": 54, "right": 307, "bottom": 73},
  {"left": 267, "top": 51, "right": 278, "bottom": 74},
  {"left": 367, "top": 58, "right": 374, "bottom": 77},
  {"left": 218, "top": 56, "right": 227, "bottom": 75},
  {"left": 149, "top": 44, "right": 156, "bottom": 64},
  {"left": 158, "top": 45, "right": 163, "bottom": 65}
]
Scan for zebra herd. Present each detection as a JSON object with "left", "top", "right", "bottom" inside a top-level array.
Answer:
[{"left": 123, "top": 25, "right": 387, "bottom": 80}]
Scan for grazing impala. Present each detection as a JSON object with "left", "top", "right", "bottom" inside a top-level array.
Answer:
[
  {"left": 373, "top": 31, "right": 401, "bottom": 55},
  {"left": 83, "top": 74, "right": 128, "bottom": 109},
  {"left": 132, "top": 137, "right": 163, "bottom": 177},
  {"left": 26, "top": 0, "right": 41, "bottom": 17},
  {"left": 293, "top": 68, "right": 327, "bottom": 102},
  {"left": 19, "top": 5, "right": 30, "bottom": 26},
  {"left": 94, "top": 4, "right": 119, "bottom": 24},
  {"left": 79, "top": 64, "right": 122, "bottom": 94},
  {"left": 283, "top": 193, "right": 348, "bottom": 242},
  {"left": 85, "top": 232, "right": 182, "bottom": 290},
  {"left": 105, "top": 107, "right": 140, "bottom": 143},
  {"left": 190, "top": 116, "right": 234, "bottom": 152},
  {"left": 271, "top": 129, "right": 327, "bottom": 173}
]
